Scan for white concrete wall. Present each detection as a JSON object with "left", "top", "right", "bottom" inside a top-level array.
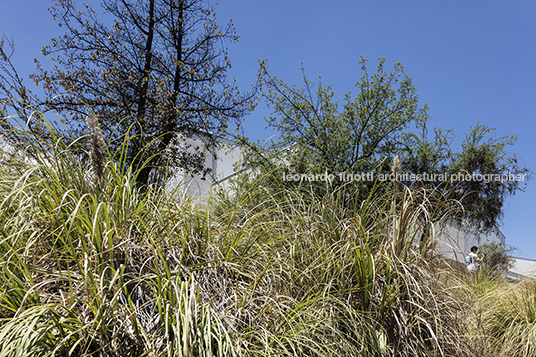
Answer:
[
  {"left": 508, "top": 257, "right": 536, "bottom": 279},
  {"left": 166, "top": 134, "right": 243, "bottom": 202},
  {"left": 435, "top": 220, "right": 506, "bottom": 263}
]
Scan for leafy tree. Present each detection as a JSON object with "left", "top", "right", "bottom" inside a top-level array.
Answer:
[
  {"left": 249, "top": 57, "right": 430, "bottom": 177},
  {"left": 240, "top": 57, "right": 432, "bottom": 205},
  {"left": 25, "top": 0, "right": 252, "bottom": 186},
  {"left": 401, "top": 123, "right": 530, "bottom": 230},
  {"left": 243, "top": 57, "right": 530, "bottom": 230}
]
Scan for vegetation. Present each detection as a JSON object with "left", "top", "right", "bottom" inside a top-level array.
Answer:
[
  {"left": 480, "top": 242, "right": 517, "bottom": 276},
  {"left": 243, "top": 58, "right": 530, "bottom": 231},
  {"left": 0, "top": 113, "right": 533, "bottom": 356},
  {"left": 1, "top": 0, "right": 253, "bottom": 187},
  {"left": 0, "top": 1, "right": 532, "bottom": 355}
]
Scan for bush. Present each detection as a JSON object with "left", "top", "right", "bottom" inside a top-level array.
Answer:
[{"left": 480, "top": 242, "right": 516, "bottom": 276}]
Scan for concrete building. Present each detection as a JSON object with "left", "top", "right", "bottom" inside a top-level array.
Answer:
[
  {"left": 508, "top": 257, "right": 536, "bottom": 279},
  {"left": 166, "top": 134, "right": 243, "bottom": 201},
  {"left": 435, "top": 221, "right": 536, "bottom": 279},
  {"left": 436, "top": 220, "right": 506, "bottom": 265}
]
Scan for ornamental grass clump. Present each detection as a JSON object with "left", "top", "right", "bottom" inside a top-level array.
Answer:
[
  {"left": 0, "top": 114, "right": 240, "bottom": 356},
  {"left": 211, "top": 167, "right": 474, "bottom": 356},
  {"left": 477, "top": 278, "right": 536, "bottom": 357}
]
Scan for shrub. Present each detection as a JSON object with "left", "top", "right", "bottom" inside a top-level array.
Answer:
[{"left": 480, "top": 242, "right": 516, "bottom": 276}]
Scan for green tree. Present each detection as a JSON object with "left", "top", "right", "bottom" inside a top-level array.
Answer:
[
  {"left": 240, "top": 57, "right": 431, "bottom": 205},
  {"left": 401, "top": 123, "right": 530, "bottom": 230},
  {"left": 26, "top": 0, "right": 251, "bottom": 186},
  {"left": 250, "top": 57, "right": 430, "bottom": 177},
  {"left": 243, "top": 57, "right": 530, "bottom": 230}
]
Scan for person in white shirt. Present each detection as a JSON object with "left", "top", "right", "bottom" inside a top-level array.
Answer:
[{"left": 466, "top": 246, "right": 485, "bottom": 272}]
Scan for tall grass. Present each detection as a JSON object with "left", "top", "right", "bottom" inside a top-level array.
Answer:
[
  {"left": 0, "top": 115, "right": 239, "bottom": 356},
  {"left": 209, "top": 168, "right": 467, "bottom": 355},
  {"left": 0, "top": 113, "right": 534, "bottom": 356}
]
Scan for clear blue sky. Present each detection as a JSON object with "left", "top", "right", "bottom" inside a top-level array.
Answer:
[{"left": 2, "top": 1, "right": 536, "bottom": 256}]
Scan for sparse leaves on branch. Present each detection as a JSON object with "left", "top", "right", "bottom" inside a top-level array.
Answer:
[{"left": 30, "top": 0, "right": 252, "bottom": 186}]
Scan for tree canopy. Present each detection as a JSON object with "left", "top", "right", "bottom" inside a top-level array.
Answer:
[
  {"left": 251, "top": 57, "right": 430, "bottom": 176},
  {"left": 242, "top": 57, "right": 530, "bottom": 230},
  {"left": 2, "top": 0, "right": 252, "bottom": 186}
]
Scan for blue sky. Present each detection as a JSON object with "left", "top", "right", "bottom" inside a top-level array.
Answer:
[{"left": 2, "top": 0, "right": 536, "bottom": 256}]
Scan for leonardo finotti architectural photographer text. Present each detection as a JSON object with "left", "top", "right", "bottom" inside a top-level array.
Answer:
[{"left": 282, "top": 171, "right": 526, "bottom": 183}]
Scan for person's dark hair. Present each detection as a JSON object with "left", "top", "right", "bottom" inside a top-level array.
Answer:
[{"left": 470, "top": 246, "right": 478, "bottom": 253}]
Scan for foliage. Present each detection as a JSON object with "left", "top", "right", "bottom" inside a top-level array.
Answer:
[
  {"left": 0, "top": 116, "right": 452, "bottom": 356},
  {"left": 450, "top": 124, "right": 529, "bottom": 229},
  {"left": 475, "top": 278, "right": 536, "bottom": 357},
  {"left": 246, "top": 57, "right": 429, "bottom": 177},
  {"left": 0, "top": 116, "right": 238, "bottom": 356},
  {"left": 402, "top": 122, "right": 530, "bottom": 230},
  {"left": 213, "top": 161, "right": 473, "bottom": 356},
  {"left": 2, "top": 0, "right": 253, "bottom": 187},
  {"left": 241, "top": 57, "right": 530, "bottom": 230},
  {"left": 479, "top": 242, "right": 516, "bottom": 276},
  {"left": 0, "top": 113, "right": 534, "bottom": 356}
]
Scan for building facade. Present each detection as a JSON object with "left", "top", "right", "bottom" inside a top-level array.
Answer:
[{"left": 166, "top": 134, "right": 243, "bottom": 201}]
